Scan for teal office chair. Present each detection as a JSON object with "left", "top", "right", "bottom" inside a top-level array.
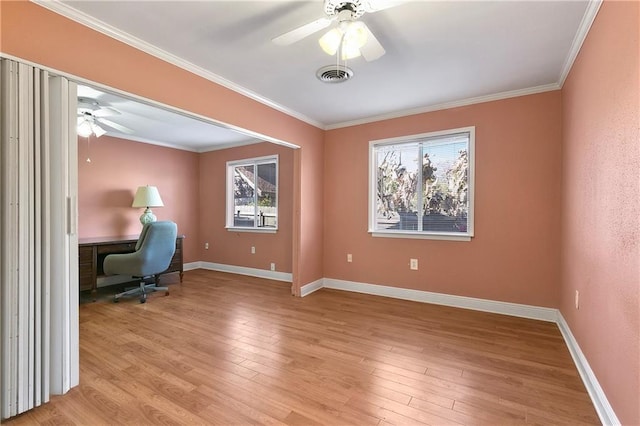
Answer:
[{"left": 104, "top": 221, "right": 177, "bottom": 303}]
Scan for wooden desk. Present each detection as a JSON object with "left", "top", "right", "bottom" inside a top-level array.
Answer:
[{"left": 79, "top": 234, "right": 184, "bottom": 301}]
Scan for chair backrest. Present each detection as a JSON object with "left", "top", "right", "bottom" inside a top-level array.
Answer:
[
  {"left": 136, "top": 221, "right": 178, "bottom": 276},
  {"left": 135, "top": 222, "right": 151, "bottom": 251}
]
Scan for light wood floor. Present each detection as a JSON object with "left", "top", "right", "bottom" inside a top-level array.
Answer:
[{"left": 7, "top": 270, "right": 599, "bottom": 425}]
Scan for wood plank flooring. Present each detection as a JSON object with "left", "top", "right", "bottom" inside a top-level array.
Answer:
[{"left": 6, "top": 270, "right": 600, "bottom": 425}]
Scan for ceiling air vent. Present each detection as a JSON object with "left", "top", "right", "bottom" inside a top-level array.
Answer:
[{"left": 316, "top": 65, "right": 354, "bottom": 83}]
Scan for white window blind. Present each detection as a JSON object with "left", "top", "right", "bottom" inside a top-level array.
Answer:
[{"left": 369, "top": 127, "right": 475, "bottom": 241}]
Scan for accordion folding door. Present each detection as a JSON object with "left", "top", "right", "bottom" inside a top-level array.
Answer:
[{"left": 0, "top": 58, "right": 79, "bottom": 420}]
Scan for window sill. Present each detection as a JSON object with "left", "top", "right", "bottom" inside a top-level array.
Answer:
[
  {"left": 369, "top": 231, "right": 472, "bottom": 241},
  {"left": 226, "top": 227, "right": 277, "bottom": 234}
]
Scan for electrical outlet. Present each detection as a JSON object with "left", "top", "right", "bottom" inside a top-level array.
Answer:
[
  {"left": 575, "top": 290, "right": 580, "bottom": 309},
  {"left": 270, "top": 263, "right": 276, "bottom": 271},
  {"left": 251, "top": 246, "right": 255, "bottom": 254},
  {"left": 204, "top": 242, "right": 209, "bottom": 250},
  {"left": 410, "top": 258, "right": 418, "bottom": 270},
  {"left": 347, "top": 253, "right": 352, "bottom": 263}
]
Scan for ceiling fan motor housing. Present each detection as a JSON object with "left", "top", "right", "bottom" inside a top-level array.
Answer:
[
  {"left": 324, "top": 0, "right": 366, "bottom": 19},
  {"left": 77, "top": 97, "right": 101, "bottom": 115}
]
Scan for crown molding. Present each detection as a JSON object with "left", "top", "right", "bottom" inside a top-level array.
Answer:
[
  {"left": 558, "top": 0, "right": 603, "bottom": 87},
  {"left": 325, "top": 83, "right": 561, "bottom": 130},
  {"left": 95, "top": 131, "right": 263, "bottom": 153},
  {"left": 197, "top": 138, "right": 263, "bottom": 153},
  {"left": 31, "top": 0, "right": 325, "bottom": 130},
  {"left": 88, "top": 132, "right": 199, "bottom": 152}
]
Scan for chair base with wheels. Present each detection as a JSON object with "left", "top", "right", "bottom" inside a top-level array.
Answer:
[{"left": 114, "top": 276, "right": 169, "bottom": 304}]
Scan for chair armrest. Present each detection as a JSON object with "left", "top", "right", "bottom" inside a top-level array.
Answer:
[{"left": 103, "top": 251, "right": 145, "bottom": 277}]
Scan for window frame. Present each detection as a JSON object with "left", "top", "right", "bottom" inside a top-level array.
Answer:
[
  {"left": 226, "top": 154, "right": 279, "bottom": 233},
  {"left": 368, "top": 126, "right": 475, "bottom": 241}
]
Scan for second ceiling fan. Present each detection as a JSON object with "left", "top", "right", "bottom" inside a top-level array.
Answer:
[
  {"left": 272, "top": 0, "right": 405, "bottom": 61},
  {"left": 77, "top": 98, "right": 134, "bottom": 138}
]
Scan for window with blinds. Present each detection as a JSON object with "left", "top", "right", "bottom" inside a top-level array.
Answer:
[{"left": 369, "top": 127, "right": 475, "bottom": 241}]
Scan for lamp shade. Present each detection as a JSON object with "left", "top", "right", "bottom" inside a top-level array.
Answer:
[{"left": 132, "top": 185, "right": 164, "bottom": 208}]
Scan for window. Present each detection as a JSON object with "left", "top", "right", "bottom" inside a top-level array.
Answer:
[
  {"left": 369, "top": 127, "right": 474, "bottom": 241},
  {"left": 226, "top": 155, "right": 278, "bottom": 231}
]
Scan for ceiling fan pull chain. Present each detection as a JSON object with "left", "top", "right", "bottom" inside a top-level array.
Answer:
[
  {"left": 86, "top": 134, "right": 92, "bottom": 163},
  {"left": 338, "top": 32, "right": 347, "bottom": 67}
]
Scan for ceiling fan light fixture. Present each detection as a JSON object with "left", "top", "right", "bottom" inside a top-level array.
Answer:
[
  {"left": 344, "top": 21, "right": 368, "bottom": 47},
  {"left": 341, "top": 22, "right": 367, "bottom": 59},
  {"left": 92, "top": 123, "right": 107, "bottom": 137},
  {"left": 319, "top": 20, "right": 368, "bottom": 59},
  {"left": 77, "top": 119, "right": 93, "bottom": 138},
  {"left": 319, "top": 28, "right": 342, "bottom": 55},
  {"left": 341, "top": 43, "right": 362, "bottom": 60},
  {"left": 77, "top": 115, "right": 107, "bottom": 138},
  {"left": 273, "top": 0, "right": 392, "bottom": 62}
]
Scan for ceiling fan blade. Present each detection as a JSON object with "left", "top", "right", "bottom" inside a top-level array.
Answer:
[
  {"left": 97, "top": 118, "right": 134, "bottom": 134},
  {"left": 92, "top": 107, "right": 120, "bottom": 118},
  {"left": 272, "top": 17, "right": 334, "bottom": 46},
  {"left": 364, "top": 0, "right": 407, "bottom": 13},
  {"left": 360, "top": 25, "right": 386, "bottom": 61}
]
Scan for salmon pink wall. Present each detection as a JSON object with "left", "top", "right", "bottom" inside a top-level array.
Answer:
[
  {"left": 560, "top": 1, "right": 639, "bottom": 424},
  {"left": 2, "top": 0, "right": 325, "bottom": 286},
  {"left": 295, "top": 134, "right": 324, "bottom": 294},
  {"left": 324, "top": 92, "right": 563, "bottom": 307},
  {"left": 199, "top": 143, "right": 294, "bottom": 273},
  {"left": 78, "top": 135, "right": 200, "bottom": 263}
]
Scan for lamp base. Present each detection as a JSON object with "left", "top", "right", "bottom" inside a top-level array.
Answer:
[{"left": 139, "top": 208, "right": 157, "bottom": 225}]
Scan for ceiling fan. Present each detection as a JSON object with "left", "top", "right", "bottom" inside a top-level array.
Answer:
[
  {"left": 272, "top": 0, "right": 405, "bottom": 61},
  {"left": 77, "top": 98, "right": 134, "bottom": 138}
]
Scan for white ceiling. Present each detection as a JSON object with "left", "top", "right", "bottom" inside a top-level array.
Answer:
[
  {"left": 49, "top": 0, "right": 596, "bottom": 149},
  {"left": 77, "top": 85, "right": 259, "bottom": 151}
]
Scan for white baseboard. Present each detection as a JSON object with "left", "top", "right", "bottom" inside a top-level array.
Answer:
[
  {"left": 300, "top": 278, "right": 324, "bottom": 297},
  {"left": 557, "top": 313, "right": 620, "bottom": 426},
  {"left": 183, "top": 261, "right": 201, "bottom": 271},
  {"left": 199, "top": 262, "right": 292, "bottom": 282},
  {"left": 323, "top": 278, "right": 558, "bottom": 322}
]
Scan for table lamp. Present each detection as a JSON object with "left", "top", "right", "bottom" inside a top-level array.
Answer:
[{"left": 132, "top": 185, "right": 164, "bottom": 225}]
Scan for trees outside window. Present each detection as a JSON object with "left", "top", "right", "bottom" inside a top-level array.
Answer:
[
  {"left": 227, "top": 156, "right": 278, "bottom": 230},
  {"left": 370, "top": 128, "right": 474, "bottom": 240}
]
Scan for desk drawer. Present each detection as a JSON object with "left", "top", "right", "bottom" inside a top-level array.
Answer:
[
  {"left": 98, "top": 242, "right": 136, "bottom": 255},
  {"left": 168, "top": 258, "right": 181, "bottom": 272},
  {"left": 79, "top": 270, "right": 93, "bottom": 291},
  {"left": 79, "top": 246, "right": 94, "bottom": 292},
  {"left": 79, "top": 246, "right": 93, "bottom": 263}
]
